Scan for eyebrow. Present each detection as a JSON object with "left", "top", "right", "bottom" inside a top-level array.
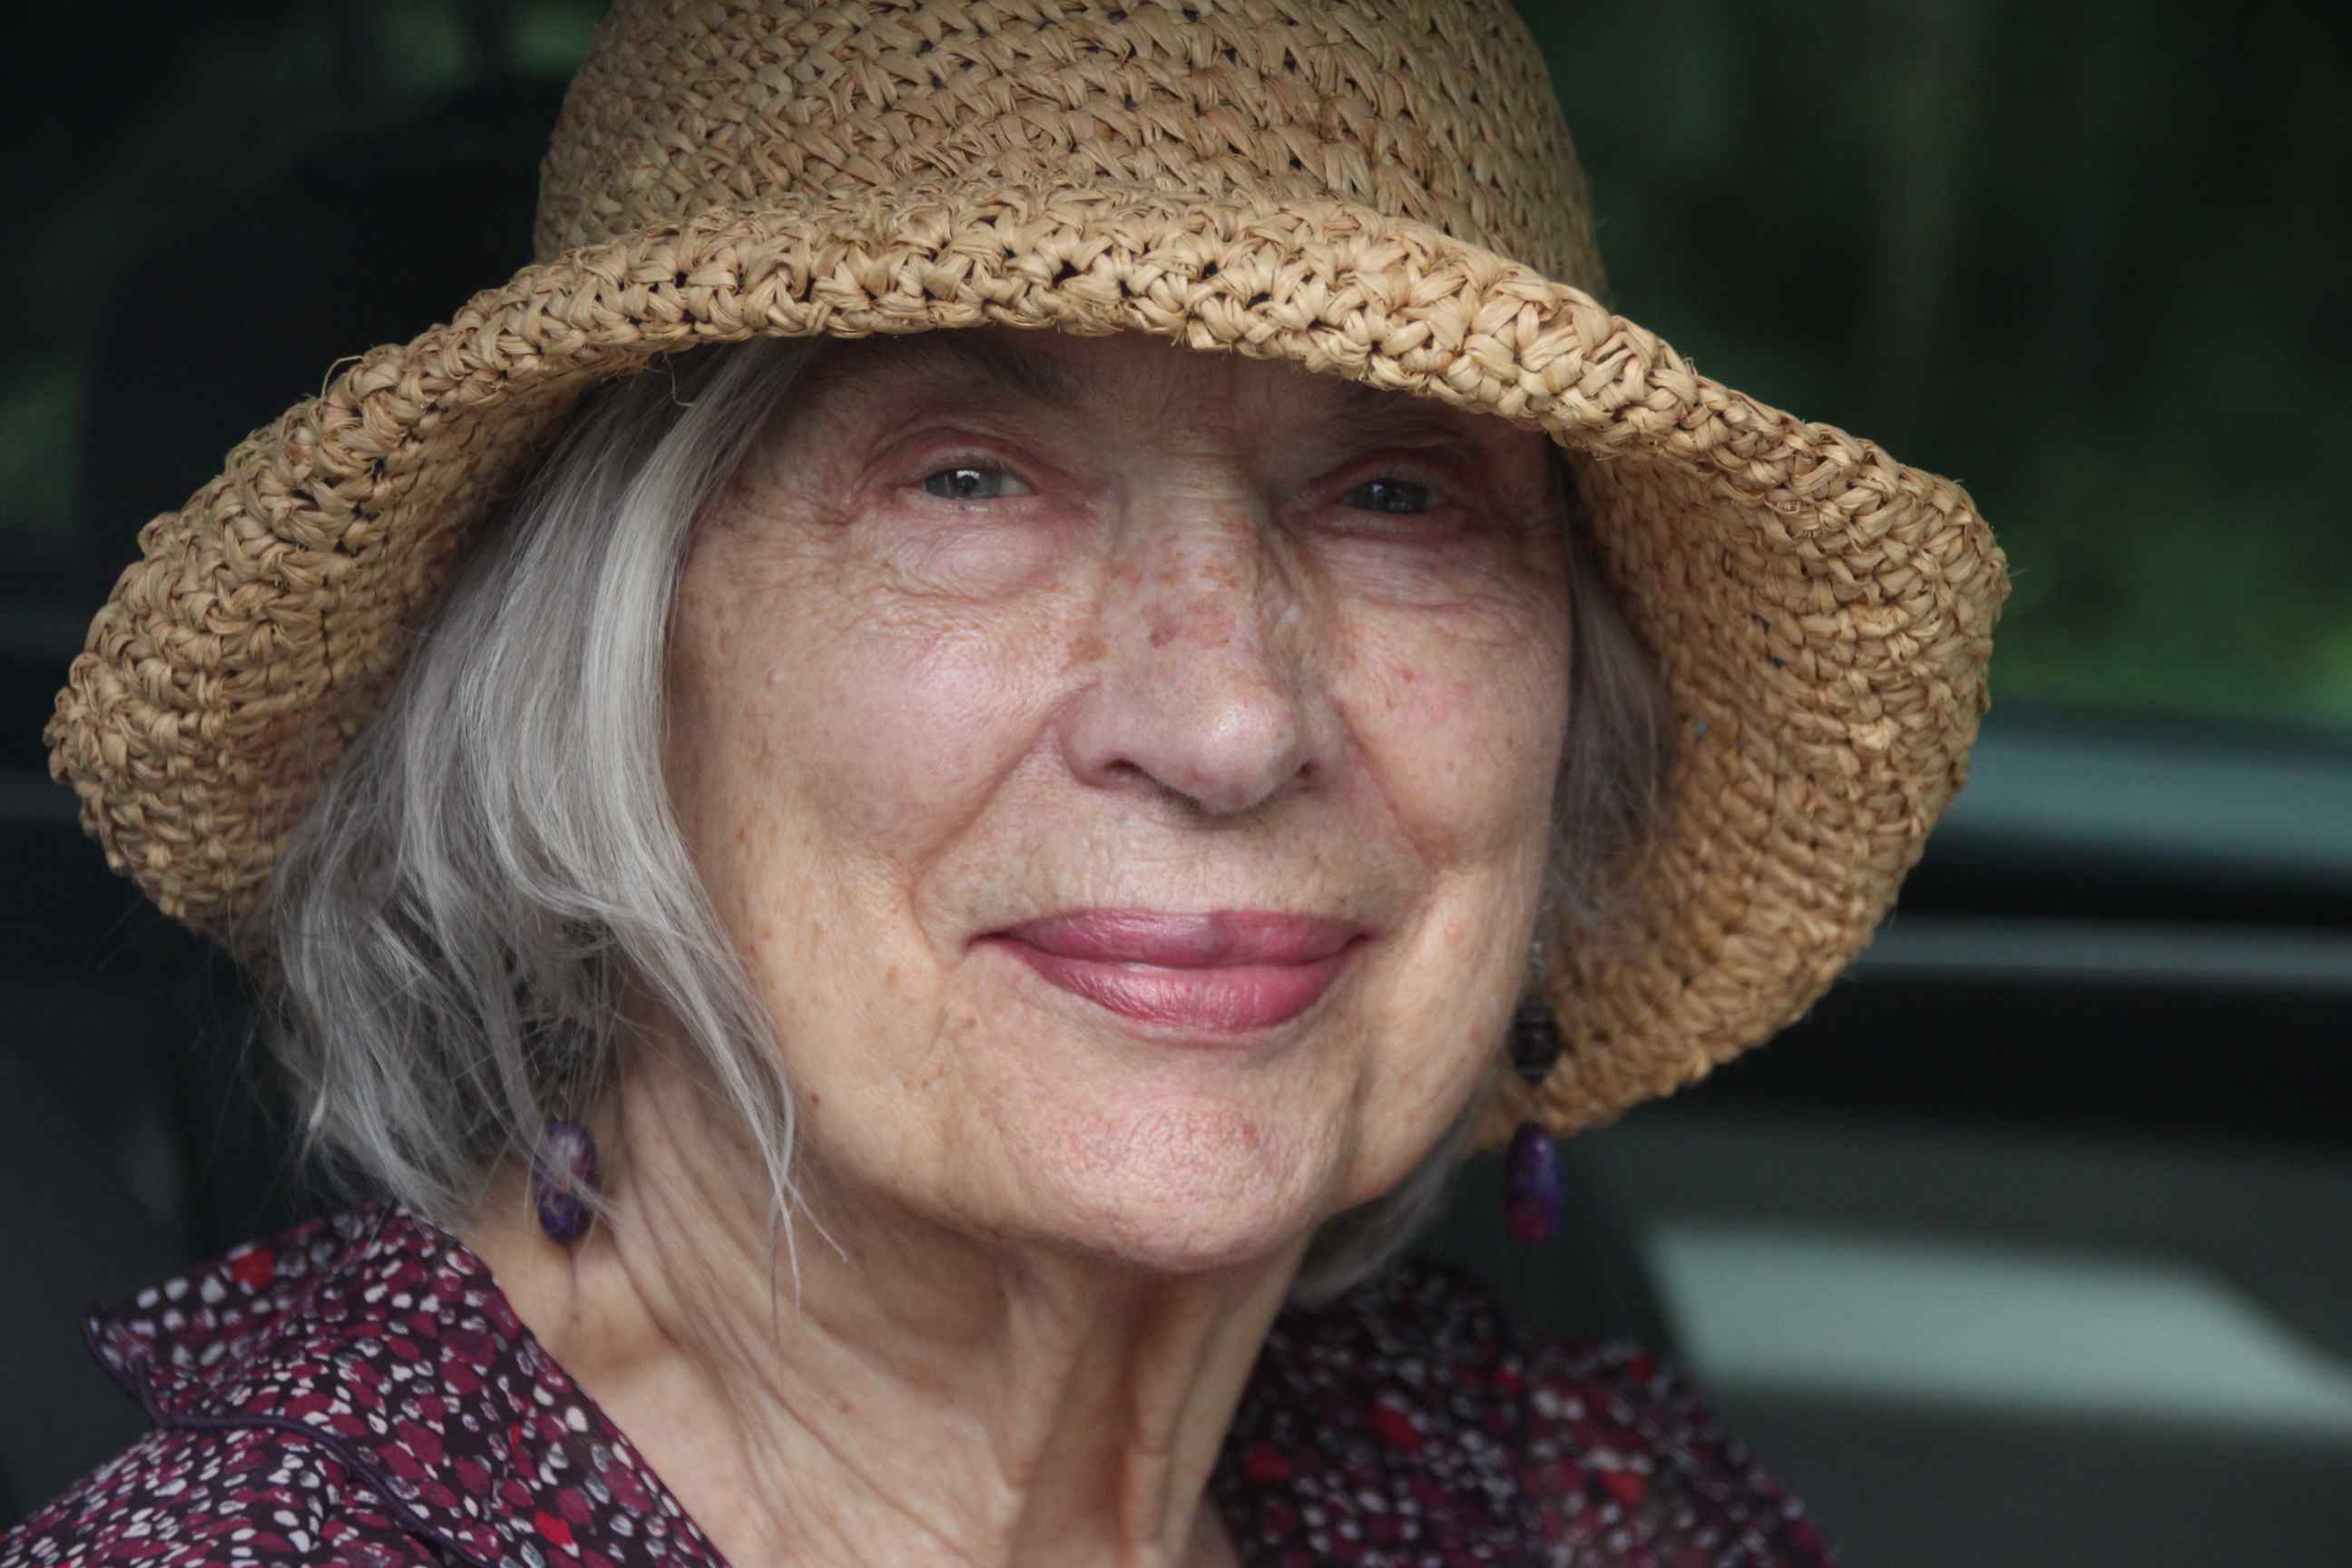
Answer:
[
  {"left": 948, "top": 331, "right": 1085, "bottom": 407},
  {"left": 809, "top": 329, "right": 1084, "bottom": 408},
  {"left": 812, "top": 329, "right": 1465, "bottom": 432}
]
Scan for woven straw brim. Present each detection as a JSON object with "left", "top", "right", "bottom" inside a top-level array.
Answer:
[{"left": 46, "top": 178, "right": 2007, "bottom": 1148}]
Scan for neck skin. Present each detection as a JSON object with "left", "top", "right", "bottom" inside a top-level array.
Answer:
[{"left": 464, "top": 1060, "right": 1298, "bottom": 1568}]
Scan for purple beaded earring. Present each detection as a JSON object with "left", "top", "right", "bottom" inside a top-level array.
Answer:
[
  {"left": 1504, "top": 1002, "right": 1564, "bottom": 1244},
  {"left": 532, "top": 1118, "right": 599, "bottom": 1247}
]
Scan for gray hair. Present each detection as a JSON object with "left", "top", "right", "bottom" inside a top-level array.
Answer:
[{"left": 259, "top": 335, "right": 1670, "bottom": 1304}]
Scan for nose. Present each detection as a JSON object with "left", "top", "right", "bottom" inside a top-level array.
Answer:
[{"left": 1058, "top": 499, "right": 1325, "bottom": 818}]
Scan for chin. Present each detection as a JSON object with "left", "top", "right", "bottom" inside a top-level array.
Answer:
[{"left": 1017, "top": 1096, "right": 1339, "bottom": 1281}]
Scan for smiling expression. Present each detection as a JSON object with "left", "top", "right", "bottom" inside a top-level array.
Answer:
[{"left": 662, "top": 326, "right": 1573, "bottom": 1273}]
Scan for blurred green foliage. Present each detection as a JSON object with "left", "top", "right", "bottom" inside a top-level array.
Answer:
[
  {"left": 1524, "top": 0, "right": 2352, "bottom": 730},
  {"left": 2, "top": 0, "right": 2345, "bottom": 732}
]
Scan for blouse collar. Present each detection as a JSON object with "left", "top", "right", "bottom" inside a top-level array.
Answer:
[{"left": 87, "top": 1203, "right": 729, "bottom": 1568}]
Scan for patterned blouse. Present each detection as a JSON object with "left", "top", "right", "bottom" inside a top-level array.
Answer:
[{"left": 0, "top": 1206, "right": 1834, "bottom": 1567}]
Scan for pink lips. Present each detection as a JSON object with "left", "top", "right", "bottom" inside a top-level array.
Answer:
[{"left": 987, "top": 910, "right": 1365, "bottom": 1033}]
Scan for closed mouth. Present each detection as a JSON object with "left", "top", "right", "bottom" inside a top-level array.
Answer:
[{"left": 982, "top": 908, "right": 1368, "bottom": 1033}]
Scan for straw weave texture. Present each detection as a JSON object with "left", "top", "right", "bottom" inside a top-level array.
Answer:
[{"left": 44, "top": 0, "right": 2007, "bottom": 1144}]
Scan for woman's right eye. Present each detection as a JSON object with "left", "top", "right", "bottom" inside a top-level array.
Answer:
[{"left": 920, "top": 464, "right": 1031, "bottom": 502}]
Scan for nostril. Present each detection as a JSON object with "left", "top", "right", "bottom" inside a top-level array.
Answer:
[{"left": 1062, "top": 655, "right": 1316, "bottom": 818}]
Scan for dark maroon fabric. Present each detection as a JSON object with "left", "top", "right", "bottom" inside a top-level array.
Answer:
[{"left": 1, "top": 1207, "right": 1834, "bottom": 1567}]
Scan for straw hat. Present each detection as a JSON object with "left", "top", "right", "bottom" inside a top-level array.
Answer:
[{"left": 45, "top": 0, "right": 2006, "bottom": 1146}]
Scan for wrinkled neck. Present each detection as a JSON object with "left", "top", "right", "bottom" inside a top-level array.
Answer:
[{"left": 465, "top": 1058, "right": 1294, "bottom": 1568}]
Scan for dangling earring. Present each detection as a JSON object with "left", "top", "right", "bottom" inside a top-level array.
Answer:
[
  {"left": 532, "top": 1118, "right": 598, "bottom": 1246},
  {"left": 1504, "top": 1001, "right": 1563, "bottom": 1244}
]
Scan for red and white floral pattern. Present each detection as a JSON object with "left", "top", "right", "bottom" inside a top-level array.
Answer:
[{"left": 2, "top": 1208, "right": 1832, "bottom": 1567}]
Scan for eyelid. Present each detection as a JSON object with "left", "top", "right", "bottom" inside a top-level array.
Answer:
[{"left": 924, "top": 442, "right": 1015, "bottom": 472}]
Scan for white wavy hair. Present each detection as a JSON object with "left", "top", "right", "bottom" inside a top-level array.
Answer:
[{"left": 258, "top": 335, "right": 1671, "bottom": 1304}]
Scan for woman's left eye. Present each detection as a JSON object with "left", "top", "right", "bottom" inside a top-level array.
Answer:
[
  {"left": 1340, "top": 477, "right": 1436, "bottom": 515},
  {"left": 920, "top": 464, "right": 1032, "bottom": 502}
]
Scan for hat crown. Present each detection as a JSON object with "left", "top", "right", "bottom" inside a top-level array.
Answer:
[{"left": 534, "top": 0, "right": 1603, "bottom": 290}]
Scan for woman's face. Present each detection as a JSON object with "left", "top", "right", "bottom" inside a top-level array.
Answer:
[{"left": 666, "top": 328, "right": 1571, "bottom": 1274}]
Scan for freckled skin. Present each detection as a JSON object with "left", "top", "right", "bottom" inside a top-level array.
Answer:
[{"left": 666, "top": 326, "right": 1572, "bottom": 1276}]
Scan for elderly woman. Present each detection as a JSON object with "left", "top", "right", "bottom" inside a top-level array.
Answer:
[{"left": 6, "top": 1, "right": 2004, "bottom": 1564}]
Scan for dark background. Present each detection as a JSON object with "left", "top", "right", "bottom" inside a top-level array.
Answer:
[{"left": 3, "top": 2, "right": 2347, "bottom": 1562}]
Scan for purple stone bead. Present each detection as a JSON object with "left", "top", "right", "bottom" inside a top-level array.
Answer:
[
  {"left": 1504, "top": 1121, "right": 1562, "bottom": 1244},
  {"left": 532, "top": 1118, "right": 598, "bottom": 1246}
]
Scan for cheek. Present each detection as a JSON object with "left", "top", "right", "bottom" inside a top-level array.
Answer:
[
  {"left": 788, "top": 626, "right": 1033, "bottom": 843},
  {"left": 1318, "top": 607, "right": 1567, "bottom": 1201},
  {"left": 1348, "top": 617, "right": 1570, "bottom": 857},
  {"left": 665, "top": 545, "right": 1063, "bottom": 1170},
  {"left": 668, "top": 534, "right": 1071, "bottom": 926}
]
